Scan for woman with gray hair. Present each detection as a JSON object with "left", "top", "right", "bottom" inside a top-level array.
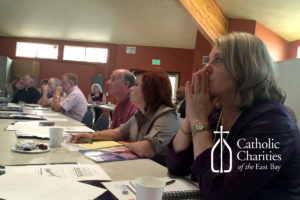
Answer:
[
  {"left": 167, "top": 32, "right": 300, "bottom": 199},
  {"left": 87, "top": 83, "right": 106, "bottom": 121}
]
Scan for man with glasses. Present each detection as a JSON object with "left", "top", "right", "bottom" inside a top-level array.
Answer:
[
  {"left": 52, "top": 73, "right": 87, "bottom": 121},
  {"left": 107, "top": 69, "right": 137, "bottom": 128}
]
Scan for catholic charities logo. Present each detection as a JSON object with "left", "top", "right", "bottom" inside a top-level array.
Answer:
[
  {"left": 211, "top": 126, "right": 232, "bottom": 173},
  {"left": 211, "top": 127, "right": 282, "bottom": 173}
]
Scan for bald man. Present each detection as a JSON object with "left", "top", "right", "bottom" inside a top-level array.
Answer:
[
  {"left": 107, "top": 69, "right": 137, "bottom": 128},
  {"left": 12, "top": 75, "right": 41, "bottom": 104}
]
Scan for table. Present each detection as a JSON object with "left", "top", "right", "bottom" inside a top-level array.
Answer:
[{"left": 0, "top": 106, "right": 168, "bottom": 181}]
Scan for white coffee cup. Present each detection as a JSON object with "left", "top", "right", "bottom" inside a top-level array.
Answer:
[
  {"left": 19, "top": 101, "right": 25, "bottom": 109},
  {"left": 49, "top": 128, "right": 64, "bottom": 148},
  {"left": 135, "top": 176, "right": 165, "bottom": 200}
]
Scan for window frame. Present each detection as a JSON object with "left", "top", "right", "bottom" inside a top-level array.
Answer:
[
  {"left": 15, "top": 41, "right": 59, "bottom": 59},
  {"left": 63, "top": 45, "right": 108, "bottom": 63}
]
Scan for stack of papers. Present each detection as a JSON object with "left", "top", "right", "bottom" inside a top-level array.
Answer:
[
  {"left": 0, "top": 164, "right": 111, "bottom": 199},
  {"left": 0, "top": 112, "right": 45, "bottom": 120},
  {"left": 5, "top": 164, "right": 111, "bottom": 181},
  {"left": 0, "top": 173, "right": 106, "bottom": 200},
  {"left": 6, "top": 121, "right": 94, "bottom": 139},
  {"left": 75, "top": 141, "right": 123, "bottom": 150}
]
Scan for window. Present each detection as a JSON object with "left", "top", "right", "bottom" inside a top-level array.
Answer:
[
  {"left": 16, "top": 42, "right": 58, "bottom": 59},
  {"left": 297, "top": 46, "right": 300, "bottom": 58},
  {"left": 168, "top": 72, "right": 180, "bottom": 103},
  {"left": 63, "top": 45, "right": 108, "bottom": 63}
]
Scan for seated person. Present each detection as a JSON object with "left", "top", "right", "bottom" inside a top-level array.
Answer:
[
  {"left": 166, "top": 32, "right": 300, "bottom": 199},
  {"left": 12, "top": 75, "right": 41, "bottom": 104},
  {"left": 87, "top": 83, "right": 106, "bottom": 121},
  {"left": 72, "top": 68, "right": 180, "bottom": 165},
  {"left": 176, "top": 86, "right": 186, "bottom": 119},
  {"left": 38, "top": 77, "right": 61, "bottom": 107},
  {"left": 2, "top": 76, "right": 21, "bottom": 98},
  {"left": 38, "top": 79, "right": 48, "bottom": 93},
  {"left": 52, "top": 73, "right": 87, "bottom": 122},
  {"left": 107, "top": 69, "right": 137, "bottom": 128}
]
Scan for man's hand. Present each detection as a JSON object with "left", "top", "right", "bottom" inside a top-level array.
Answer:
[
  {"left": 41, "top": 84, "right": 49, "bottom": 92},
  {"left": 55, "top": 86, "right": 63, "bottom": 96}
]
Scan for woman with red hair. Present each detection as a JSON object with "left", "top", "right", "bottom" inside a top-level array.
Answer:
[{"left": 72, "top": 67, "right": 179, "bottom": 165}]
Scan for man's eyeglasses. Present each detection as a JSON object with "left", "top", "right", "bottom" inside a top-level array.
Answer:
[
  {"left": 61, "top": 81, "right": 72, "bottom": 85},
  {"left": 109, "top": 76, "right": 121, "bottom": 82}
]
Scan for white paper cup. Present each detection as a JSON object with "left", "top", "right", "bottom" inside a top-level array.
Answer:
[
  {"left": 135, "top": 176, "right": 165, "bottom": 200},
  {"left": 49, "top": 128, "right": 64, "bottom": 148},
  {"left": 19, "top": 101, "right": 25, "bottom": 108}
]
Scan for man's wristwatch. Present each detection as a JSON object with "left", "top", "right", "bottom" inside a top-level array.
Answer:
[{"left": 191, "top": 122, "right": 210, "bottom": 138}]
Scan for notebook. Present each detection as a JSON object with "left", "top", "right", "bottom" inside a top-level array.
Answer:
[
  {"left": 79, "top": 146, "right": 139, "bottom": 163},
  {"left": 75, "top": 141, "right": 123, "bottom": 150},
  {"left": 160, "top": 177, "right": 201, "bottom": 200},
  {"left": 102, "top": 177, "right": 201, "bottom": 200}
]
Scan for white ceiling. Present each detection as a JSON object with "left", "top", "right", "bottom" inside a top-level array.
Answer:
[
  {"left": 0, "top": 0, "right": 198, "bottom": 49},
  {"left": 218, "top": 0, "right": 300, "bottom": 42},
  {"left": 0, "top": 0, "right": 299, "bottom": 50}
]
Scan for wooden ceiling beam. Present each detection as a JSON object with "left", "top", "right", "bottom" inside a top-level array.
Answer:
[{"left": 174, "top": 0, "right": 228, "bottom": 45}]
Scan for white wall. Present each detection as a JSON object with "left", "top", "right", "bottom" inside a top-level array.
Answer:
[{"left": 276, "top": 58, "right": 300, "bottom": 127}]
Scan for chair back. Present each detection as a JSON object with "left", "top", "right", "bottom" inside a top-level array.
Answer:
[
  {"left": 81, "top": 108, "right": 94, "bottom": 128},
  {"left": 93, "top": 114, "right": 109, "bottom": 131}
]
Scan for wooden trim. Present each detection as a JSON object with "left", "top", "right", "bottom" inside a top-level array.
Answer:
[{"left": 174, "top": 0, "right": 228, "bottom": 44}]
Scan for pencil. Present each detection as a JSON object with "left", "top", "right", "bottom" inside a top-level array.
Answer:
[
  {"left": 165, "top": 179, "right": 176, "bottom": 186},
  {"left": 126, "top": 184, "right": 136, "bottom": 194},
  {"left": 71, "top": 134, "right": 93, "bottom": 144}
]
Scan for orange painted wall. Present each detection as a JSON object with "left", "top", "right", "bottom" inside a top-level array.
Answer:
[
  {"left": 288, "top": 40, "right": 300, "bottom": 59},
  {"left": 228, "top": 19, "right": 256, "bottom": 34},
  {"left": 0, "top": 36, "right": 194, "bottom": 97},
  {"left": 255, "top": 22, "right": 289, "bottom": 61},
  {"left": 114, "top": 44, "right": 194, "bottom": 87},
  {"left": 192, "top": 31, "right": 212, "bottom": 73},
  {"left": 228, "top": 19, "right": 289, "bottom": 61}
]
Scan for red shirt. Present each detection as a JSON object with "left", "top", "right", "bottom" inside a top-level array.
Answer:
[{"left": 110, "top": 96, "right": 137, "bottom": 129}]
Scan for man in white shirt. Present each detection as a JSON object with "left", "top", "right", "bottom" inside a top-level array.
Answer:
[{"left": 52, "top": 73, "right": 87, "bottom": 121}]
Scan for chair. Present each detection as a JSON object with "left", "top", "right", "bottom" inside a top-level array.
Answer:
[
  {"left": 93, "top": 114, "right": 109, "bottom": 131},
  {"left": 81, "top": 108, "right": 94, "bottom": 129}
]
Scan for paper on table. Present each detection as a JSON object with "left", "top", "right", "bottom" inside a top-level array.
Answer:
[
  {"left": 7, "top": 122, "right": 94, "bottom": 134},
  {"left": 0, "top": 173, "right": 106, "bottom": 200},
  {"left": 41, "top": 113, "right": 60, "bottom": 116},
  {"left": 6, "top": 121, "right": 41, "bottom": 130},
  {"left": 14, "top": 128, "right": 68, "bottom": 139},
  {"left": 5, "top": 164, "right": 111, "bottom": 181},
  {"left": 103, "top": 178, "right": 200, "bottom": 200},
  {"left": 58, "top": 126, "right": 94, "bottom": 133},
  {"left": 45, "top": 117, "right": 68, "bottom": 121},
  {"left": 61, "top": 142, "right": 85, "bottom": 151},
  {"left": 76, "top": 141, "right": 123, "bottom": 150},
  {"left": 102, "top": 181, "right": 136, "bottom": 200},
  {"left": 7, "top": 103, "right": 21, "bottom": 107}
]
